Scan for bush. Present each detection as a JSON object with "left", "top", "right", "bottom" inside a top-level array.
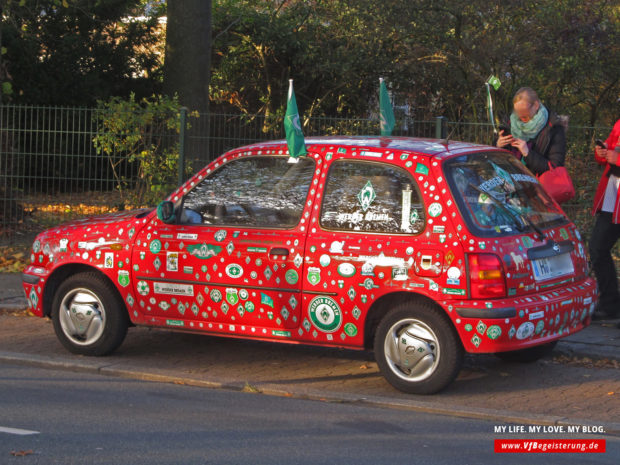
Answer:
[{"left": 93, "top": 94, "right": 197, "bottom": 206}]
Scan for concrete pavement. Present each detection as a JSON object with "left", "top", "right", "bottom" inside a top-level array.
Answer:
[{"left": 1, "top": 272, "right": 619, "bottom": 434}]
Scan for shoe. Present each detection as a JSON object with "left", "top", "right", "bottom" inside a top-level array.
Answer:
[{"left": 591, "top": 302, "right": 620, "bottom": 320}]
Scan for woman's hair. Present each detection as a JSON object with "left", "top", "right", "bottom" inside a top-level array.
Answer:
[{"left": 513, "top": 87, "right": 539, "bottom": 105}]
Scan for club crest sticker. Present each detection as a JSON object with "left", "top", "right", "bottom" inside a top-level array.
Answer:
[
  {"left": 357, "top": 181, "right": 376, "bottom": 212},
  {"left": 187, "top": 243, "right": 222, "bottom": 259},
  {"left": 308, "top": 296, "right": 342, "bottom": 333},
  {"left": 226, "top": 263, "right": 243, "bottom": 278},
  {"left": 118, "top": 270, "right": 130, "bottom": 287},
  {"left": 428, "top": 202, "right": 442, "bottom": 218}
]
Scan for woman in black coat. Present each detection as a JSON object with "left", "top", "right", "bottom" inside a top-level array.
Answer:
[{"left": 496, "top": 87, "right": 566, "bottom": 176}]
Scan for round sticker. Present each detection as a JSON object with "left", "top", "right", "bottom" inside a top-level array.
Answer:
[
  {"left": 225, "top": 263, "right": 243, "bottom": 278},
  {"left": 337, "top": 263, "right": 356, "bottom": 278},
  {"left": 428, "top": 202, "right": 442, "bottom": 218},
  {"left": 319, "top": 254, "right": 331, "bottom": 267},
  {"left": 137, "top": 280, "right": 150, "bottom": 296},
  {"left": 149, "top": 239, "right": 161, "bottom": 254},
  {"left": 516, "top": 322, "right": 535, "bottom": 340},
  {"left": 285, "top": 269, "right": 299, "bottom": 285},
  {"left": 344, "top": 323, "right": 358, "bottom": 337},
  {"left": 486, "top": 325, "right": 502, "bottom": 340},
  {"left": 308, "top": 296, "right": 342, "bottom": 333}
]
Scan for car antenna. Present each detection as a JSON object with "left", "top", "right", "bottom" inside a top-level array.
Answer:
[{"left": 441, "top": 85, "right": 486, "bottom": 146}]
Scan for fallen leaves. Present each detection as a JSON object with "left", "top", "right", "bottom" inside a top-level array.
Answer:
[
  {"left": 0, "top": 245, "right": 30, "bottom": 273},
  {"left": 553, "top": 354, "right": 620, "bottom": 369},
  {"left": 11, "top": 450, "right": 34, "bottom": 457}
]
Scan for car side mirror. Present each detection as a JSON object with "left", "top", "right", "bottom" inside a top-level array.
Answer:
[{"left": 156, "top": 201, "right": 176, "bottom": 224}]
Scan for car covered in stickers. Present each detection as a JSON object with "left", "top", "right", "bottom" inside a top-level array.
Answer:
[{"left": 22, "top": 136, "right": 597, "bottom": 394}]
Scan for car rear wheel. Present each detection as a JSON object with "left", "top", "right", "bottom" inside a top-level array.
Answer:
[
  {"left": 374, "top": 301, "right": 463, "bottom": 394},
  {"left": 494, "top": 341, "right": 557, "bottom": 363},
  {"left": 52, "top": 272, "right": 128, "bottom": 356}
]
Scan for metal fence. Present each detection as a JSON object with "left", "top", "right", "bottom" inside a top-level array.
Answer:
[{"left": 0, "top": 104, "right": 612, "bottom": 242}]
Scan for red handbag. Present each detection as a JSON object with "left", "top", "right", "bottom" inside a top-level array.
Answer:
[{"left": 538, "top": 162, "right": 575, "bottom": 203}]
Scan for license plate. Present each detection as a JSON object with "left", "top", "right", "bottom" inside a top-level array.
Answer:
[{"left": 532, "top": 253, "right": 574, "bottom": 281}]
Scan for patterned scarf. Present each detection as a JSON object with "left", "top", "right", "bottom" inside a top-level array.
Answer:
[{"left": 510, "top": 104, "right": 549, "bottom": 141}]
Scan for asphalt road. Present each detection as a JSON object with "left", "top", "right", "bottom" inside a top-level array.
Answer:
[{"left": 1, "top": 362, "right": 618, "bottom": 465}]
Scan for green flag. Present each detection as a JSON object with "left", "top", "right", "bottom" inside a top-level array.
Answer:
[
  {"left": 379, "top": 78, "right": 395, "bottom": 136},
  {"left": 486, "top": 74, "right": 501, "bottom": 91},
  {"left": 284, "top": 79, "right": 307, "bottom": 158}
]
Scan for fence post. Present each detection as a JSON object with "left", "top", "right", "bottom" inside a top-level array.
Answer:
[
  {"left": 435, "top": 116, "right": 447, "bottom": 139},
  {"left": 178, "top": 107, "right": 187, "bottom": 186}
]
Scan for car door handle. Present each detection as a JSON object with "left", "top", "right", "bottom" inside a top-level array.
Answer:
[{"left": 269, "top": 247, "right": 289, "bottom": 257}]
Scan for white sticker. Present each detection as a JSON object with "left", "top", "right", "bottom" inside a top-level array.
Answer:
[
  {"left": 153, "top": 282, "right": 194, "bottom": 296},
  {"left": 104, "top": 252, "right": 114, "bottom": 269},
  {"left": 528, "top": 311, "right": 544, "bottom": 321},
  {"left": 166, "top": 252, "right": 179, "bottom": 272},
  {"left": 177, "top": 233, "right": 198, "bottom": 240},
  {"left": 516, "top": 322, "right": 535, "bottom": 340}
]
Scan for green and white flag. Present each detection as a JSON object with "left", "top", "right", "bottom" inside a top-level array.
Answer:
[
  {"left": 284, "top": 79, "right": 307, "bottom": 158},
  {"left": 379, "top": 78, "right": 395, "bottom": 136}
]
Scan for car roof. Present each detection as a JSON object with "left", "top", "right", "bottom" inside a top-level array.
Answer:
[{"left": 232, "top": 136, "right": 495, "bottom": 158}]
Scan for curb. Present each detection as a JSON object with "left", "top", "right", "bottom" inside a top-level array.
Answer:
[{"left": 2, "top": 350, "right": 619, "bottom": 436}]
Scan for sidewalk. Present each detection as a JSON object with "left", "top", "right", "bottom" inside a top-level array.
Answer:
[{"left": 1, "top": 272, "right": 619, "bottom": 432}]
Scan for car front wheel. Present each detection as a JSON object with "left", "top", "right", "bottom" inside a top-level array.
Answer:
[
  {"left": 374, "top": 301, "right": 463, "bottom": 394},
  {"left": 52, "top": 272, "right": 128, "bottom": 356}
]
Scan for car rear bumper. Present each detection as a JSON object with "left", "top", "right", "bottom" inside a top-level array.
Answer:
[{"left": 444, "top": 277, "right": 597, "bottom": 353}]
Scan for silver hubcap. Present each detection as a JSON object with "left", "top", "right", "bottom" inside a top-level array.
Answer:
[
  {"left": 384, "top": 318, "right": 440, "bottom": 382},
  {"left": 58, "top": 288, "right": 105, "bottom": 346}
]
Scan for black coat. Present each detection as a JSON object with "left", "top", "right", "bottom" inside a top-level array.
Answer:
[{"left": 500, "top": 113, "right": 567, "bottom": 176}]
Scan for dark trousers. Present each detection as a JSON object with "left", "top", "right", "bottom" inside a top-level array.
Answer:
[{"left": 589, "top": 212, "right": 620, "bottom": 313}]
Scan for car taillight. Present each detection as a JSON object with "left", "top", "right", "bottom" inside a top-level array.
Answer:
[{"left": 468, "top": 253, "right": 506, "bottom": 299}]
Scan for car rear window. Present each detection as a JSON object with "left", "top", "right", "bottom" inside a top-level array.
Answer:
[
  {"left": 320, "top": 160, "right": 425, "bottom": 234},
  {"left": 444, "top": 151, "right": 567, "bottom": 237}
]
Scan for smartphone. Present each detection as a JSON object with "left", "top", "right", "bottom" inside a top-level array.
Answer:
[
  {"left": 595, "top": 139, "right": 606, "bottom": 148},
  {"left": 498, "top": 124, "right": 511, "bottom": 136}
]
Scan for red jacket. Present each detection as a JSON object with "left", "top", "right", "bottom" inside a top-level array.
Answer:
[{"left": 592, "top": 119, "right": 620, "bottom": 224}]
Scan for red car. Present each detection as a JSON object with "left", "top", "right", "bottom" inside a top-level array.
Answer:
[{"left": 22, "top": 137, "right": 597, "bottom": 394}]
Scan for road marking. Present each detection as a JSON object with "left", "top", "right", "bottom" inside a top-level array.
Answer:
[{"left": 0, "top": 426, "right": 40, "bottom": 435}]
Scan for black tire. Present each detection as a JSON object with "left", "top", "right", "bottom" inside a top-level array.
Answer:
[
  {"left": 494, "top": 341, "right": 557, "bottom": 363},
  {"left": 51, "top": 272, "right": 129, "bottom": 356},
  {"left": 374, "top": 301, "right": 463, "bottom": 395}
]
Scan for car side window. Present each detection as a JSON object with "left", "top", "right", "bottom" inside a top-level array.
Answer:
[
  {"left": 181, "top": 156, "right": 316, "bottom": 228},
  {"left": 320, "top": 160, "right": 425, "bottom": 233}
]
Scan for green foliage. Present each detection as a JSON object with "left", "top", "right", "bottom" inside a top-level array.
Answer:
[
  {"left": 93, "top": 94, "right": 197, "bottom": 206},
  {"left": 210, "top": 0, "right": 620, "bottom": 127},
  {"left": 0, "top": 0, "right": 165, "bottom": 105}
]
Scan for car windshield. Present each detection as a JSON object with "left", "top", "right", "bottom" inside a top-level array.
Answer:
[{"left": 444, "top": 151, "right": 567, "bottom": 237}]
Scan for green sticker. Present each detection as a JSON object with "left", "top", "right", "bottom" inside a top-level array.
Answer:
[
  {"left": 285, "top": 269, "right": 299, "bottom": 285},
  {"left": 357, "top": 181, "right": 376, "bottom": 212},
  {"left": 149, "top": 239, "right": 161, "bottom": 254},
  {"left": 415, "top": 163, "right": 429, "bottom": 175},
  {"left": 260, "top": 293, "right": 274, "bottom": 308},
  {"left": 486, "top": 325, "right": 502, "bottom": 340},
  {"left": 308, "top": 296, "right": 342, "bottom": 333},
  {"left": 344, "top": 323, "right": 358, "bottom": 337},
  {"left": 118, "top": 270, "right": 130, "bottom": 287}
]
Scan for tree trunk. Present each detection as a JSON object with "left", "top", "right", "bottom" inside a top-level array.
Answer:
[{"left": 163, "top": 0, "right": 212, "bottom": 166}]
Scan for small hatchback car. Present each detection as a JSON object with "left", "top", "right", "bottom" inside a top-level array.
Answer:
[{"left": 23, "top": 137, "right": 597, "bottom": 394}]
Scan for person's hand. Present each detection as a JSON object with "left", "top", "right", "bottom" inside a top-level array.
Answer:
[
  {"left": 595, "top": 146, "right": 607, "bottom": 159},
  {"left": 511, "top": 137, "right": 529, "bottom": 157},
  {"left": 496, "top": 130, "right": 514, "bottom": 148},
  {"left": 606, "top": 148, "right": 619, "bottom": 166}
]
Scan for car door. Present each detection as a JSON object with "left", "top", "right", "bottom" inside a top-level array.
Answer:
[
  {"left": 302, "top": 156, "right": 427, "bottom": 346},
  {"left": 132, "top": 153, "right": 319, "bottom": 338}
]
